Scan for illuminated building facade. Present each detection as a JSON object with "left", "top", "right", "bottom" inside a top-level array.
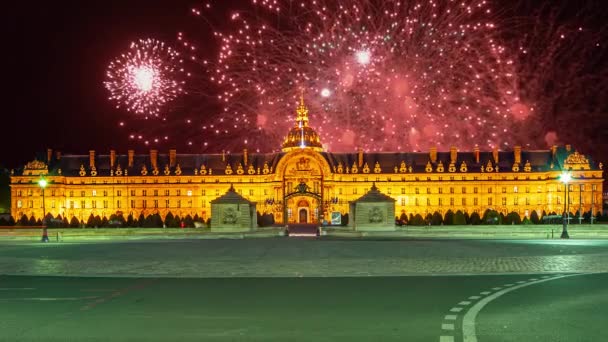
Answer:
[{"left": 10, "top": 97, "right": 604, "bottom": 225}]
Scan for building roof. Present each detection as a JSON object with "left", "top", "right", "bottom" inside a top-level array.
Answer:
[
  {"left": 210, "top": 185, "right": 254, "bottom": 204},
  {"left": 13, "top": 144, "right": 601, "bottom": 178},
  {"left": 351, "top": 183, "right": 395, "bottom": 203}
]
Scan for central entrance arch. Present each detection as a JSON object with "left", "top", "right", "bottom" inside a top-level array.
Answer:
[{"left": 284, "top": 182, "right": 322, "bottom": 224}]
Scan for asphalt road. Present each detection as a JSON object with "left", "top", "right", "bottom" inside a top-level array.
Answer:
[{"left": 0, "top": 273, "right": 606, "bottom": 341}]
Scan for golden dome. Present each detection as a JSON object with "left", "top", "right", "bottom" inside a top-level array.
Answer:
[{"left": 282, "top": 94, "right": 323, "bottom": 152}]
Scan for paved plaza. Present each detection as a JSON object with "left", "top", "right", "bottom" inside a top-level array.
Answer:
[
  {"left": 1, "top": 238, "right": 608, "bottom": 341},
  {"left": 2, "top": 238, "right": 608, "bottom": 277}
]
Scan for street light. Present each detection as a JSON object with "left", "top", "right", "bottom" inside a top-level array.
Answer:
[
  {"left": 38, "top": 177, "right": 48, "bottom": 225},
  {"left": 559, "top": 171, "right": 571, "bottom": 239}
]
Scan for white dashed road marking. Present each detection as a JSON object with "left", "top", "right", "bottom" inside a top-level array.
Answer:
[
  {"left": 461, "top": 274, "right": 583, "bottom": 342},
  {"left": 438, "top": 274, "right": 586, "bottom": 342},
  {"left": 442, "top": 323, "right": 455, "bottom": 330}
]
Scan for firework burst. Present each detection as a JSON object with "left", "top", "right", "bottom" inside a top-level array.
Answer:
[
  {"left": 105, "top": 38, "right": 186, "bottom": 117},
  {"left": 183, "top": 0, "right": 532, "bottom": 152}
]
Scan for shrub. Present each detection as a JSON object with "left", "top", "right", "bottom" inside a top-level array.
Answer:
[
  {"left": 530, "top": 210, "right": 540, "bottom": 224},
  {"left": 453, "top": 210, "right": 466, "bottom": 225},
  {"left": 469, "top": 212, "right": 481, "bottom": 225}
]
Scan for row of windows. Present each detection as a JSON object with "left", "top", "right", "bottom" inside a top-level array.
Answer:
[{"left": 13, "top": 184, "right": 601, "bottom": 198}]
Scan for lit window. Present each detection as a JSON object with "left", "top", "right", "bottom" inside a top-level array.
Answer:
[
  {"left": 17, "top": 200, "right": 22, "bottom": 208},
  {"left": 514, "top": 186, "right": 518, "bottom": 193},
  {"left": 187, "top": 190, "right": 193, "bottom": 197},
  {"left": 92, "top": 190, "right": 97, "bottom": 197}
]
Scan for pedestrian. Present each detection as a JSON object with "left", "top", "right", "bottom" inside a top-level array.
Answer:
[{"left": 41, "top": 227, "right": 49, "bottom": 243}]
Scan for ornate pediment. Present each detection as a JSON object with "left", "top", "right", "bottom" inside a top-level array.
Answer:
[
  {"left": 563, "top": 151, "right": 590, "bottom": 170},
  {"left": 25, "top": 160, "right": 47, "bottom": 170},
  {"left": 22, "top": 159, "right": 48, "bottom": 176}
]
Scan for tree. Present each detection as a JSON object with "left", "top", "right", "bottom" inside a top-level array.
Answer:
[
  {"left": 411, "top": 213, "right": 425, "bottom": 226},
  {"left": 341, "top": 213, "right": 349, "bottom": 226},
  {"left": 166, "top": 213, "right": 181, "bottom": 228},
  {"left": 443, "top": 210, "right": 454, "bottom": 225},
  {"left": 126, "top": 214, "right": 135, "bottom": 227},
  {"left": 69, "top": 216, "right": 80, "bottom": 228},
  {"left": 137, "top": 213, "right": 145, "bottom": 227},
  {"left": 431, "top": 211, "right": 443, "bottom": 225},
  {"left": 44, "top": 213, "right": 54, "bottom": 226},
  {"left": 506, "top": 212, "right": 521, "bottom": 225},
  {"left": 482, "top": 209, "right": 501, "bottom": 225},
  {"left": 530, "top": 210, "right": 540, "bottom": 224},
  {"left": 184, "top": 214, "right": 194, "bottom": 228},
  {"left": 86, "top": 214, "right": 95, "bottom": 228},
  {"left": 464, "top": 212, "right": 470, "bottom": 225},
  {"left": 453, "top": 210, "right": 466, "bottom": 225},
  {"left": 93, "top": 215, "right": 102, "bottom": 228},
  {"left": 29, "top": 215, "right": 37, "bottom": 226},
  {"left": 0, "top": 217, "right": 7, "bottom": 226},
  {"left": 399, "top": 212, "right": 408, "bottom": 225},
  {"left": 424, "top": 213, "right": 433, "bottom": 225},
  {"left": 62, "top": 216, "right": 69, "bottom": 227},
  {"left": 101, "top": 216, "right": 109, "bottom": 228},
  {"left": 469, "top": 212, "right": 481, "bottom": 225},
  {"left": 18, "top": 214, "right": 28, "bottom": 226},
  {"left": 7, "top": 216, "right": 15, "bottom": 226}
]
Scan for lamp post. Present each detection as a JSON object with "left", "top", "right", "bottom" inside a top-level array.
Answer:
[
  {"left": 38, "top": 177, "right": 48, "bottom": 225},
  {"left": 559, "top": 172, "right": 571, "bottom": 239}
]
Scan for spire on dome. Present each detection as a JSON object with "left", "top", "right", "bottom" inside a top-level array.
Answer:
[{"left": 295, "top": 90, "right": 309, "bottom": 127}]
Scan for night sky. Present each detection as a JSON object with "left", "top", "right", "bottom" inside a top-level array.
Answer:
[{"left": 4, "top": 0, "right": 607, "bottom": 170}]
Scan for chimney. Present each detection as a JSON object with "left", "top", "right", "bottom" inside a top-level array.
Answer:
[
  {"left": 474, "top": 146, "right": 480, "bottom": 164},
  {"left": 150, "top": 150, "right": 158, "bottom": 170},
  {"left": 47, "top": 148, "right": 53, "bottom": 163},
  {"left": 55, "top": 151, "right": 61, "bottom": 160},
  {"left": 243, "top": 149, "right": 248, "bottom": 166},
  {"left": 89, "top": 150, "right": 96, "bottom": 169},
  {"left": 128, "top": 150, "right": 134, "bottom": 168},
  {"left": 429, "top": 146, "right": 437, "bottom": 163},
  {"left": 169, "top": 149, "right": 177, "bottom": 167},
  {"left": 565, "top": 144, "right": 572, "bottom": 152},
  {"left": 450, "top": 146, "right": 457, "bottom": 164},
  {"left": 551, "top": 145, "right": 558, "bottom": 158},
  {"left": 358, "top": 148, "right": 364, "bottom": 167},
  {"left": 514, "top": 146, "right": 522, "bottom": 164},
  {"left": 222, "top": 150, "right": 226, "bottom": 162},
  {"left": 110, "top": 150, "right": 116, "bottom": 168},
  {"left": 492, "top": 147, "right": 499, "bottom": 164}
]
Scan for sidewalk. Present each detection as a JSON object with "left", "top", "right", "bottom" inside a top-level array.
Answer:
[
  {"left": 323, "top": 224, "right": 608, "bottom": 239},
  {"left": 0, "top": 227, "right": 285, "bottom": 241}
]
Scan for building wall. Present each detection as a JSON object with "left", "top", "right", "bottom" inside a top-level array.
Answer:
[{"left": 10, "top": 152, "right": 604, "bottom": 223}]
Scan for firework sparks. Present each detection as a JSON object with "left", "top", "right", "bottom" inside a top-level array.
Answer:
[
  {"left": 127, "top": 0, "right": 605, "bottom": 154},
  {"left": 183, "top": 0, "right": 528, "bottom": 152},
  {"left": 105, "top": 38, "right": 185, "bottom": 117}
]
